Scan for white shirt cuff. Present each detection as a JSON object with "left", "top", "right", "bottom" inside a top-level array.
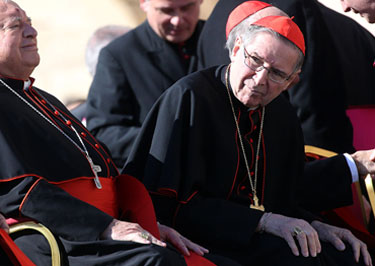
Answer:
[{"left": 344, "top": 153, "right": 359, "bottom": 183}]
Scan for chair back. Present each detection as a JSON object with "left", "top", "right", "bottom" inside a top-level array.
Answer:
[
  {"left": 304, "top": 145, "right": 375, "bottom": 252},
  {"left": 346, "top": 105, "right": 375, "bottom": 150}
]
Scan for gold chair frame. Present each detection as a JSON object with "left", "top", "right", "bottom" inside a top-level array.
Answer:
[
  {"left": 305, "top": 145, "right": 375, "bottom": 227},
  {"left": 9, "top": 221, "right": 61, "bottom": 266}
]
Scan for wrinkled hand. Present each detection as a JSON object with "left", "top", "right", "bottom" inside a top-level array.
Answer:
[
  {"left": 311, "top": 220, "right": 372, "bottom": 266},
  {"left": 351, "top": 149, "right": 375, "bottom": 177},
  {"left": 259, "top": 213, "right": 321, "bottom": 257},
  {"left": 100, "top": 219, "right": 166, "bottom": 247},
  {"left": 158, "top": 223, "right": 209, "bottom": 256},
  {"left": 0, "top": 213, "right": 9, "bottom": 233}
]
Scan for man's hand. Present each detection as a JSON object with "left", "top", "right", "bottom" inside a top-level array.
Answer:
[
  {"left": 100, "top": 219, "right": 166, "bottom": 247},
  {"left": 258, "top": 213, "right": 321, "bottom": 257},
  {"left": 158, "top": 223, "right": 209, "bottom": 256},
  {"left": 0, "top": 213, "right": 9, "bottom": 233},
  {"left": 351, "top": 149, "right": 375, "bottom": 177},
  {"left": 311, "top": 220, "right": 372, "bottom": 266}
]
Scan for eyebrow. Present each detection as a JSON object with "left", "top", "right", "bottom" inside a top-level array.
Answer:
[
  {"left": 252, "top": 52, "right": 288, "bottom": 76},
  {"left": 8, "top": 16, "right": 31, "bottom": 24}
]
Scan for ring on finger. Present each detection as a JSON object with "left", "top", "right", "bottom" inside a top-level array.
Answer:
[
  {"left": 140, "top": 232, "right": 150, "bottom": 240},
  {"left": 293, "top": 226, "right": 304, "bottom": 236}
]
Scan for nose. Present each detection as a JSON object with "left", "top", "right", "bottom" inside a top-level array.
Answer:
[
  {"left": 252, "top": 67, "right": 268, "bottom": 86},
  {"left": 23, "top": 24, "right": 38, "bottom": 39},
  {"left": 170, "top": 13, "right": 182, "bottom": 27},
  {"left": 340, "top": 0, "right": 351, "bottom": 12}
]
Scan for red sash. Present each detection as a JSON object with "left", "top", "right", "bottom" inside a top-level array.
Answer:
[
  {"left": 57, "top": 174, "right": 215, "bottom": 265},
  {"left": 56, "top": 175, "right": 159, "bottom": 238}
]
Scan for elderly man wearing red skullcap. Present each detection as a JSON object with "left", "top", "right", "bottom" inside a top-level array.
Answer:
[{"left": 124, "top": 7, "right": 372, "bottom": 266}]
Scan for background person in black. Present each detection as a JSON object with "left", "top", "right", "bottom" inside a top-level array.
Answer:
[
  {"left": 340, "top": 0, "right": 375, "bottom": 23},
  {"left": 197, "top": 0, "right": 375, "bottom": 154},
  {"left": 86, "top": 0, "right": 205, "bottom": 168},
  {"left": 124, "top": 14, "right": 372, "bottom": 265}
]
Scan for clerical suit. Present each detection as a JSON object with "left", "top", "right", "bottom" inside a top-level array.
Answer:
[
  {"left": 0, "top": 78, "right": 187, "bottom": 266},
  {"left": 86, "top": 20, "right": 204, "bottom": 168},
  {"left": 124, "top": 66, "right": 363, "bottom": 265}
]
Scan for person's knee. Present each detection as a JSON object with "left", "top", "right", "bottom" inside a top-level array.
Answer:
[{"left": 146, "top": 245, "right": 186, "bottom": 266}]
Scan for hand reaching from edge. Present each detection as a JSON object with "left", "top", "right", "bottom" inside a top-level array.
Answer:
[
  {"left": 311, "top": 220, "right": 372, "bottom": 266},
  {"left": 158, "top": 223, "right": 209, "bottom": 256},
  {"left": 0, "top": 213, "right": 9, "bottom": 233}
]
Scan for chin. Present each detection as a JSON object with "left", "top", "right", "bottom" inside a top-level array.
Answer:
[{"left": 166, "top": 32, "right": 191, "bottom": 44}]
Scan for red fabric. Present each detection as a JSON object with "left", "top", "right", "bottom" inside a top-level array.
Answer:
[
  {"left": 57, "top": 177, "right": 119, "bottom": 218},
  {"left": 226, "top": 1, "right": 271, "bottom": 38},
  {"left": 57, "top": 175, "right": 159, "bottom": 238},
  {"left": 116, "top": 175, "right": 160, "bottom": 239},
  {"left": 58, "top": 175, "right": 215, "bottom": 265},
  {"left": 253, "top": 16, "right": 305, "bottom": 55},
  {"left": 346, "top": 106, "right": 375, "bottom": 150},
  {"left": 0, "top": 229, "right": 36, "bottom": 266},
  {"left": 184, "top": 253, "right": 216, "bottom": 266}
]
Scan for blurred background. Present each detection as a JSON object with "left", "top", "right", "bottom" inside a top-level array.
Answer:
[{"left": 17, "top": 0, "right": 374, "bottom": 104}]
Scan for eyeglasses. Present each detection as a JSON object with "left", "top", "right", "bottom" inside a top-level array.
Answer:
[{"left": 243, "top": 46, "right": 293, "bottom": 84}]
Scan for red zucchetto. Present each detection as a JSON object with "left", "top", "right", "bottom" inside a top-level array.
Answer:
[
  {"left": 252, "top": 15, "right": 305, "bottom": 55},
  {"left": 226, "top": 1, "right": 271, "bottom": 39}
]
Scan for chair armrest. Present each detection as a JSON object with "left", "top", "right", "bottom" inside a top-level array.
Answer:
[{"left": 9, "top": 221, "right": 60, "bottom": 266}]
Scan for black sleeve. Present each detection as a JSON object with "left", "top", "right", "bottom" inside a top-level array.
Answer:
[
  {"left": 86, "top": 47, "right": 139, "bottom": 167},
  {"left": 0, "top": 177, "right": 113, "bottom": 241},
  {"left": 298, "top": 155, "right": 353, "bottom": 212},
  {"left": 152, "top": 193, "right": 263, "bottom": 252}
]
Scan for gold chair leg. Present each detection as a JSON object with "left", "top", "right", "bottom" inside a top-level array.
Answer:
[{"left": 365, "top": 174, "right": 375, "bottom": 222}]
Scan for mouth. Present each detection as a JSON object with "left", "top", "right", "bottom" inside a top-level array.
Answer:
[{"left": 21, "top": 43, "right": 38, "bottom": 50}]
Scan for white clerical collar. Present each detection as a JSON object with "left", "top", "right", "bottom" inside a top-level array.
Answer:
[
  {"left": 23, "top": 79, "right": 31, "bottom": 90},
  {"left": 247, "top": 106, "right": 259, "bottom": 112}
]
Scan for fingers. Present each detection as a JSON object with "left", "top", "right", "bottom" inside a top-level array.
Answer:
[
  {"left": 137, "top": 230, "right": 166, "bottom": 247},
  {"left": 340, "top": 230, "right": 365, "bottom": 263},
  {"left": 0, "top": 220, "right": 9, "bottom": 234},
  {"left": 284, "top": 233, "right": 300, "bottom": 256},
  {"left": 293, "top": 227, "right": 320, "bottom": 257},
  {"left": 180, "top": 235, "right": 209, "bottom": 256},
  {"left": 167, "top": 232, "right": 191, "bottom": 256},
  {"left": 157, "top": 223, "right": 209, "bottom": 256},
  {"left": 360, "top": 243, "right": 373, "bottom": 266}
]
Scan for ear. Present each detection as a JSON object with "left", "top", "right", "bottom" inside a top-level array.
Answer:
[
  {"left": 140, "top": 0, "right": 149, "bottom": 12},
  {"left": 230, "top": 36, "right": 242, "bottom": 60},
  {"left": 284, "top": 70, "right": 301, "bottom": 90}
]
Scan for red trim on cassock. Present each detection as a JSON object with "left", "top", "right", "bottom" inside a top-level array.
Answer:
[
  {"left": 260, "top": 132, "right": 266, "bottom": 205},
  {"left": 19, "top": 179, "right": 42, "bottom": 216},
  {"left": 227, "top": 109, "right": 242, "bottom": 200}
]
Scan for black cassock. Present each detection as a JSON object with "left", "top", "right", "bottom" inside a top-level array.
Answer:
[
  {"left": 0, "top": 78, "right": 186, "bottom": 266},
  {"left": 124, "top": 66, "right": 366, "bottom": 266},
  {"left": 86, "top": 21, "right": 204, "bottom": 168}
]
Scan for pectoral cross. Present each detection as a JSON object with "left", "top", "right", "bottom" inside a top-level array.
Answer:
[
  {"left": 250, "top": 194, "right": 265, "bottom": 211},
  {"left": 87, "top": 156, "right": 102, "bottom": 189}
]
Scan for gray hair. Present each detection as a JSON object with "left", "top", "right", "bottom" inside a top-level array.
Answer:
[
  {"left": 85, "top": 25, "right": 130, "bottom": 76},
  {"left": 226, "top": 21, "right": 304, "bottom": 72}
]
